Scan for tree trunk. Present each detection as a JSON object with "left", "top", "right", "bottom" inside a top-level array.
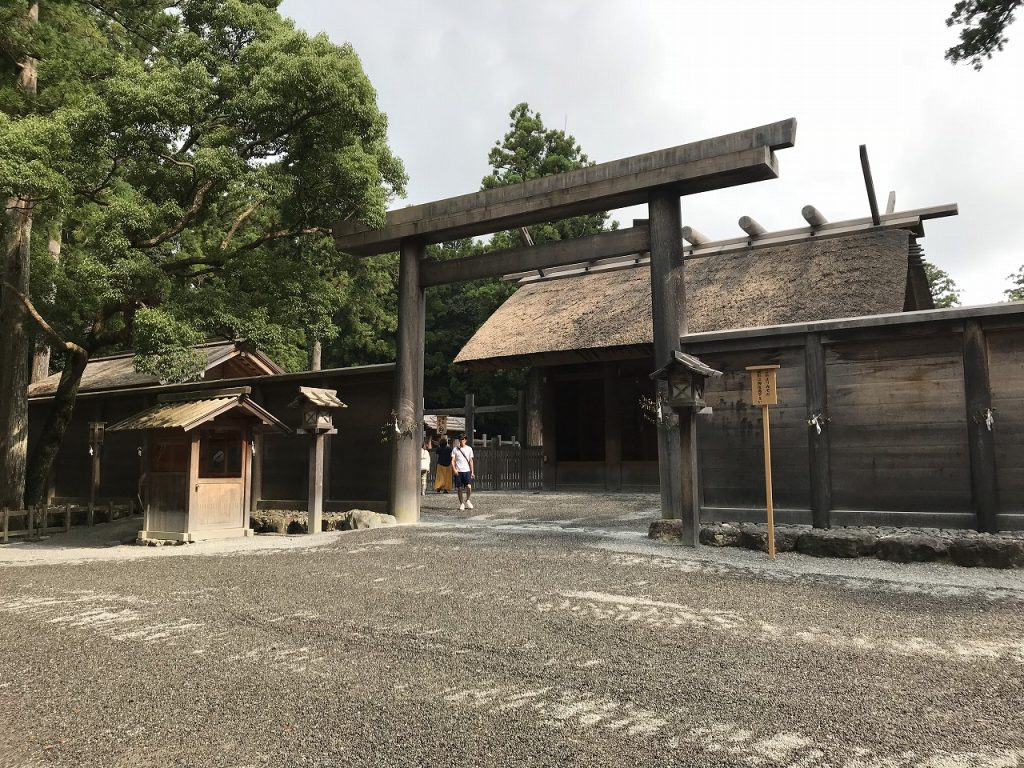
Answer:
[
  {"left": 0, "top": 200, "right": 34, "bottom": 508},
  {"left": 0, "top": 0, "right": 39, "bottom": 509},
  {"left": 31, "top": 229, "right": 62, "bottom": 383},
  {"left": 24, "top": 347, "right": 89, "bottom": 508},
  {"left": 309, "top": 339, "right": 322, "bottom": 371}
]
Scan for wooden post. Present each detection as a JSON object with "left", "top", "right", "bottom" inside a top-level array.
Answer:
[
  {"left": 962, "top": 320, "right": 1000, "bottom": 533},
  {"left": 323, "top": 433, "right": 333, "bottom": 504},
  {"left": 250, "top": 432, "right": 264, "bottom": 513},
  {"left": 388, "top": 237, "right": 426, "bottom": 525},
  {"left": 27, "top": 504, "right": 33, "bottom": 538},
  {"left": 526, "top": 368, "right": 543, "bottom": 448},
  {"left": 748, "top": 365, "right": 781, "bottom": 560},
  {"left": 603, "top": 362, "right": 622, "bottom": 491},
  {"left": 516, "top": 390, "right": 526, "bottom": 450},
  {"left": 648, "top": 187, "right": 686, "bottom": 525},
  {"left": 541, "top": 374, "right": 557, "bottom": 490},
  {"left": 678, "top": 407, "right": 699, "bottom": 546},
  {"left": 88, "top": 423, "right": 103, "bottom": 525},
  {"left": 64, "top": 503, "right": 70, "bottom": 533},
  {"left": 308, "top": 434, "right": 325, "bottom": 534},
  {"left": 804, "top": 334, "right": 832, "bottom": 528},
  {"left": 2, "top": 507, "right": 7, "bottom": 544},
  {"left": 464, "top": 393, "right": 475, "bottom": 444},
  {"left": 761, "top": 404, "right": 776, "bottom": 560},
  {"left": 107, "top": 500, "right": 114, "bottom": 523}
]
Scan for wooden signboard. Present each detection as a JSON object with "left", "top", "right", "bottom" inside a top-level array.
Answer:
[
  {"left": 748, "top": 365, "right": 779, "bottom": 406},
  {"left": 746, "top": 365, "right": 781, "bottom": 560}
]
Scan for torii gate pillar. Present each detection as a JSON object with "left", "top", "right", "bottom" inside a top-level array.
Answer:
[
  {"left": 389, "top": 237, "right": 426, "bottom": 524},
  {"left": 648, "top": 188, "right": 699, "bottom": 542}
]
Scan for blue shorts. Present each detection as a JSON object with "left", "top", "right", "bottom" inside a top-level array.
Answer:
[{"left": 454, "top": 471, "right": 473, "bottom": 488}]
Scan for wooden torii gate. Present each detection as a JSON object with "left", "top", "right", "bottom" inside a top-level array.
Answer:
[{"left": 334, "top": 119, "right": 798, "bottom": 544}]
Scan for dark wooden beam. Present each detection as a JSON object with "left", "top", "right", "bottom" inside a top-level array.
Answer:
[
  {"left": 427, "top": 404, "right": 518, "bottom": 416},
  {"left": 649, "top": 187, "right": 687, "bottom": 532},
  {"left": 541, "top": 374, "right": 557, "bottom": 490},
  {"left": 335, "top": 119, "right": 796, "bottom": 255},
  {"left": 420, "top": 226, "right": 650, "bottom": 287},
  {"left": 603, "top": 363, "right": 621, "bottom": 491},
  {"left": 962, "top": 320, "right": 1000, "bottom": 533}
]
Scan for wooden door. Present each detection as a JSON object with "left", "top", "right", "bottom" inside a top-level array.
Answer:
[{"left": 192, "top": 428, "right": 246, "bottom": 530}]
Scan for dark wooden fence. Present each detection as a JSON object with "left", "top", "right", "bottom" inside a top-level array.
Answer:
[
  {"left": 683, "top": 303, "right": 1024, "bottom": 532},
  {"left": 429, "top": 446, "right": 543, "bottom": 491}
]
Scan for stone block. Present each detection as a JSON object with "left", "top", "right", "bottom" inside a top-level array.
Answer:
[
  {"left": 875, "top": 534, "right": 948, "bottom": 563},
  {"left": 699, "top": 523, "right": 740, "bottom": 547},
  {"left": 796, "top": 529, "right": 877, "bottom": 558},
  {"left": 648, "top": 519, "right": 683, "bottom": 542},
  {"left": 948, "top": 538, "right": 1024, "bottom": 569}
]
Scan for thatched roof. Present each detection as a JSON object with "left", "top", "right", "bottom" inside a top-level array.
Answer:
[
  {"left": 456, "top": 229, "right": 914, "bottom": 367},
  {"left": 28, "top": 341, "right": 284, "bottom": 398}
]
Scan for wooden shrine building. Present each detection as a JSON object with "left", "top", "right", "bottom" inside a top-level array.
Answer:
[
  {"left": 27, "top": 342, "right": 396, "bottom": 522},
  {"left": 107, "top": 388, "right": 288, "bottom": 542},
  {"left": 455, "top": 213, "right": 1024, "bottom": 533}
]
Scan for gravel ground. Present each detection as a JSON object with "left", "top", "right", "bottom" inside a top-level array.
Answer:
[{"left": 1, "top": 491, "right": 1023, "bottom": 767}]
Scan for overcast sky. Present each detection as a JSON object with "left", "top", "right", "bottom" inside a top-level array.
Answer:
[{"left": 281, "top": 1, "right": 1022, "bottom": 306}]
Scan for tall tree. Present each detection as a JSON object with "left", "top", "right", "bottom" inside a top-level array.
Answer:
[
  {"left": 923, "top": 262, "right": 962, "bottom": 308},
  {"left": 946, "top": 0, "right": 1021, "bottom": 68},
  {"left": 2, "top": 0, "right": 406, "bottom": 507},
  {"left": 0, "top": 0, "right": 39, "bottom": 509},
  {"left": 1004, "top": 267, "right": 1024, "bottom": 300},
  {"left": 421, "top": 103, "right": 615, "bottom": 421}
]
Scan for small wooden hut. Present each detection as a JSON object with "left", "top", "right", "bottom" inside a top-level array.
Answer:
[{"left": 108, "top": 387, "right": 288, "bottom": 542}]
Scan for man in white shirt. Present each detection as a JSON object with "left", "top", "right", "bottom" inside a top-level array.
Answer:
[{"left": 451, "top": 433, "right": 475, "bottom": 511}]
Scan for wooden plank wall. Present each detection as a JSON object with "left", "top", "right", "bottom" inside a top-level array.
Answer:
[
  {"left": 988, "top": 329, "right": 1024, "bottom": 515},
  {"left": 825, "top": 332, "right": 970, "bottom": 517},
  {"left": 698, "top": 346, "right": 809, "bottom": 513},
  {"left": 684, "top": 314, "right": 1024, "bottom": 530}
]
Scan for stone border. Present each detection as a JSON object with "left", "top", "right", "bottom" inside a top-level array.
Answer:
[
  {"left": 250, "top": 509, "right": 397, "bottom": 535},
  {"left": 649, "top": 520, "right": 1024, "bottom": 569}
]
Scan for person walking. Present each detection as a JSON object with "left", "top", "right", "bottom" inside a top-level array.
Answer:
[
  {"left": 433, "top": 436, "right": 454, "bottom": 493},
  {"left": 452, "top": 433, "right": 475, "bottom": 511},
  {"left": 420, "top": 438, "right": 432, "bottom": 496}
]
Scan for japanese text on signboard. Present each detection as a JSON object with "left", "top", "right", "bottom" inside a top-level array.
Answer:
[{"left": 747, "top": 366, "right": 780, "bottom": 406}]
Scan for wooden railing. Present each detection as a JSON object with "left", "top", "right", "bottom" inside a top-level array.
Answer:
[{"left": 1, "top": 498, "right": 135, "bottom": 544}]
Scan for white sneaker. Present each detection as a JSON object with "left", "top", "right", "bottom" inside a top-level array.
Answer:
[
  {"left": 459, "top": 503, "right": 465, "bottom": 511},
  {"left": 465, "top": 500, "right": 474, "bottom": 510}
]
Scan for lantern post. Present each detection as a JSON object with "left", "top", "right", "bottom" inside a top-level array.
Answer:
[
  {"left": 649, "top": 351, "right": 722, "bottom": 546},
  {"left": 290, "top": 387, "right": 347, "bottom": 534}
]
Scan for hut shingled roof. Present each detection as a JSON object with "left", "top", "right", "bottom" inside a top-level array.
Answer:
[
  {"left": 455, "top": 229, "right": 913, "bottom": 366},
  {"left": 28, "top": 340, "right": 284, "bottom": 397}
]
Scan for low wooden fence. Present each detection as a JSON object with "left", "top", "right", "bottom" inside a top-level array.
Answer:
[
  {"left": 1, "top": 498, "right": 135, "bottom": 544},
  {"left": 430, "top": 446, "right": 543, "bottom": 491}
]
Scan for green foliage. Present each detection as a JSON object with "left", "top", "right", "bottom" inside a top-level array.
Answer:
[
  {"left": 417, "top": 103, "right": 615, "bottom": 424},
  {"left": 4, "top": 0, "right": 406, "bottom": 377},
  {"left": 946, "top": 0, "right": 1020, "bottom": 69},
  {"left": 923, "top": 262, "right": 962, "bottom": 308},
  {"left": 1005, "top": 266, "right": 1024, "bottom": 301},
  {"left": 483, "top": 103, "right": 615, "bottom": 248}
]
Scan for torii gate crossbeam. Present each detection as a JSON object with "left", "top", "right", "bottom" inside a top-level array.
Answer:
[{"left": 334, "top": 119, "right": 797, "bottom": 540}]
